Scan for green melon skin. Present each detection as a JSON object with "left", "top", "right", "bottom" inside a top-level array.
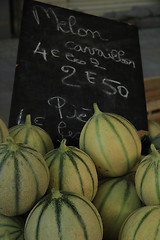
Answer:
[
  {"left": 3, "top": 231, "right": 10, "bottom": 240},
  {"left": 79, "top": 103, "right": 142, "bottom": 177},
  {"left": 0, "top": 137, "right": 50, "bottom": 216},
  {"left": 93, "top": 175, "right": 141, "bottom": 240},
  {"left": 24, "top": 189, "right": 103, "bottom": 240},
  {"left": 0, "top": 214, "right": 24, "bottom": 240},
  {"left": 0, "top": 119, "right": 9, "bottom": 144},
  {"left": 44, "top": 138, "right": 98, "bottom": 201},
  {"left": 9, "top": 114, "right": 54, "bottom": 156},
  {"left": 119, "top": 205, "right": 160, "bottom": 240},
  {"left": 151, "top": 134, "right": 160, "bottom": 150},
  {"left": 135, "top": 144, "right": 160, "bottom": 206},
  {"left": 148, "top": 120, "right": 160, "bottom": 140}
]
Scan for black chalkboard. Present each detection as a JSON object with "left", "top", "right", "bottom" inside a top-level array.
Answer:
[{"left": 9, "top": 0, "right": 148, "bottom": 147}]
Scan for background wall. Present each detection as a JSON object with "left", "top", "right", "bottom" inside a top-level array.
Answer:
[{"left": 36, "top": 0, "right": 160, "bottom": 16}]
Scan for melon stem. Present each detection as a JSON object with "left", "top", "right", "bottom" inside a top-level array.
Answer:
[
  {"left": 51, "top": 188, "right": 63, "bottom": 198},
  {"left": 59, "top": 139, "right": 68, "bottom": 152},
  {"left": 93, "top": 103, "right": 102, "bottom": 115},
  {"left": 6, "top": 136, "right": 19, "bottom": 151},
  {"left": 25, "top": 114, "right": 32, "bottom": 126},
  {"left": 151, "top": 144, "right": 159, "bottom": 157}
]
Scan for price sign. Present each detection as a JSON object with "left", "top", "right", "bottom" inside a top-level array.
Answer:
[{"left": 9, "top": 0, "right": 148, "bottom": 147}]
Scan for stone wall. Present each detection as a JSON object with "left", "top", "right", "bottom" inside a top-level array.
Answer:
[{"left": 103, "top": 5, "right": 160, "bottom": 28}]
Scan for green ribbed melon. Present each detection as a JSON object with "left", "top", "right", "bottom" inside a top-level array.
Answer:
[
  {"left": 24, "top": 189, "right": 103, "bottom": 240},
  {"left": 0, "top": 214, "right": 24, "bottom": 239},
  {"left": 44, "top": 138, "right": 98, "bottom": 201},
  {"left": 148, "top": 120, "right": 160, "bottom": 140},
  {"left": 3, "top": 231, "right": 10, "bottom": 240},
  {"left": 0, "top": 119, "right": 9, "bottom": 143},
  {"left": 9, "top": 114, "right": 54, "bottom": 155},
  {"left": 152, "top": 134, "right": 160, "bottom": 150},
  {"left": 119, "top": 205, "right": 160, "bottom": 240},
  {"left": 93, "top": 175, "right": 141, "bottom": 240},
  {"left": 135, "top": 144, "right": 160, "bottom": 205},
  {"left": 0, "top": 137, "right": 49, "bottom": 216},
  {"left": 79, "top": 103, "right": 142, "bottom": 177}
]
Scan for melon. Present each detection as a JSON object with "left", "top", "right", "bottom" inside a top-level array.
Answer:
[
  {"left": 79, "top": 103, "right": 142, "bottom": 177},
  {"left": 119, "top": 205, "right": 160, "bottom": 240},
  {"left": 135, "top": 144, "right": 160, "bottom": 205},
  {"left": 148, "top": 120, "right": 160, "bottom": 140},
  {"left": 0, "top": 119, "right": 9, "bottom": 143},
  {"left": 9, "top": 114, "right": 54, "bottom": 155},
  {"left": 148, "top": 120, "right": 160, "bottom": 150},
  {"left": 4, "top": 231, "right": 10, "bottom": 240},
  {"left": 24, "top": 188, "right": 103, "bottom": 240},
  {"left": 0, "top": 136, "right": 49, "bottom": 216},
  {"left": 0, "top": 214, "right": 24, "bottom": 239},
  {"left": 93, "top": 174, "right": 141, "bottom": 240},
  {"left": 44, "top": 138, "right": 98, "bottom": 201},
  {"left": 152, "top": 134, "right": 160, "bottom": 150}
]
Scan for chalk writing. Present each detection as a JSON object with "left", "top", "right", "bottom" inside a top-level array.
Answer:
[
  {"left": 102, "top": 78, "right": 129, "bottom": 97},
  {"left": 61, "top": 66, "right": 129, "bottom": 98},
  {"left": 33, "top": 41, "right": 135, "bottom": 68},
  {"left": 17, "top": 109, "right": 46, "bottom": 127},
  {"left": 47, "top": 96, "right": 91, "bottom": 139},
  {"left": 17, "top": 108, "right": 24, "bottom": 125},
  {"left": 34, "top": 116, "right": 45, "bottom": 126},
  {"left": 57, "top": 121, "right": 80, "bottom": 140},
  {"left": 33, "top": 41, "right": 129, "bottom": 98},
  {"left": 8, "top": 1, "right": 148, "bottom": 149},
  {"left": 48, "top": 96, "right": 91, "bottom": 122},
  {"left": 66, "top": 106, "right": 92, "bottom": 123},
  {"left": 32, "top": 5, "right": 109, "bottom": 41},
  {"left": 48, "top": 96, "right": 65, "bottom": 119},
  {"left": 61, "top": 65, "right": 81, "bottom": 88},
  {"left": 90, "top": 58, "right": 106, "bottom": 70},
  {"left": 65, "top": 52, "right": 86, "bottom": 65},
  {"left": 31, "top": 4, "right": 134, "bottom": 141},
  {"left": 65, "top": 41, "right": 135, "bottom": 68},
  {"left": 33, "top": 42, "right": 47, "bottom": 61}
]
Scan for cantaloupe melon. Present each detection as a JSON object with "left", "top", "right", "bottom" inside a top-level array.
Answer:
[
  {"left": 9, "top": 114, "right": 54, "bottom": 155},
  {"left": 135, "top": 144, "right": 160, "bottom": 205},
  {"left": 0, "top": 214, "right": 24, "bottom": 239},
  {"left": 80, "top": 103, "right": 141, "bottom": 177},
  {"left": 24, "top": 189, "right": 103, "bottom": 240},
  {"left": 119, "top": 205, "right": 160, "bottom": 240},
  {"left": 93, "top": 174, "right": 141, "bottom": 240},
  {"left": 44, "top": 138, "right": 98, "bottom": 201},
  {"left": 0, "top": 137, "right": 49, "bottom": 216}
]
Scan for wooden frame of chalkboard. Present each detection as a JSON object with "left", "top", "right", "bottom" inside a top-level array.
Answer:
[{"left": 9, "top": 0, "right": 148, "bottom": 147}]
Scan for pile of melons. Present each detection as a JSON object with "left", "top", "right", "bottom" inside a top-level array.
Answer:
[{"left": 0, "top": 103, "right": 160, "bottom": 240}]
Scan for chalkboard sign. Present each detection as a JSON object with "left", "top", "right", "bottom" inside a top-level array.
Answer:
[{"left": 9, "top": 0, "right": 148, "bottom": 148}]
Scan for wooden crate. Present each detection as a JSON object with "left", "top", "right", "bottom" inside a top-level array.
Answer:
[{"left": 144, "top": 77, "right": 160, "bottom": 124}]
